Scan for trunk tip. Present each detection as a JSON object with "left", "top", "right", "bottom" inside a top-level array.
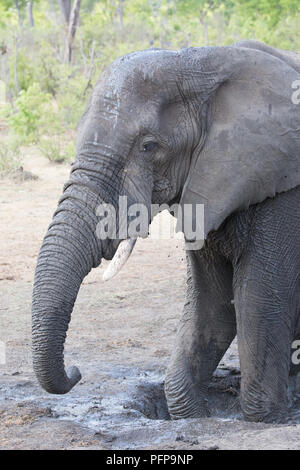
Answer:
[{"left": 66, "top": 365, "right": 82, "bottom": 388}]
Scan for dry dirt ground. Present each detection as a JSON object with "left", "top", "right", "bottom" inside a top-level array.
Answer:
[{"left": 0, "top": 154, "right": 299, "bottom": 450}]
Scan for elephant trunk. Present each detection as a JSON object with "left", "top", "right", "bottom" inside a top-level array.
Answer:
[{"left": 32, "top": 182, "right": 103, "bottom": 394}]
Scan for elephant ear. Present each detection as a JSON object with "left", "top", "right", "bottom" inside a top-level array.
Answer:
[{"left": 177, "top": 46, "right": 300, "bottom": 243}]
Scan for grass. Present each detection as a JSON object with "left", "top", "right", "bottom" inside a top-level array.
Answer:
[
  {"left": 0, "top": 142, "right": 21, "bottom": 175},
  {"left": 38, "top": 136, "right": 75, "bottom": 164}
]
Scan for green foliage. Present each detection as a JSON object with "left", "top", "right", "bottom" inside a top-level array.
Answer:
[
  {"left": 36, "top": 44, "right": 62, "bottom": 96},
  {"left": 0, "top": 0, "right": 299, "bottom": 165},
  {"left": 56, "top": 70, "right": 89, "bottom": 127},
  {"left": 0, "top": 102, "right": 11, "bottom": 120},
  {"left": 7, "top": 83, "right": 61, "bottom": 143},
  {"left": 39, "top": 136, "right": 75, "bottom": 163},
  {"left": 233, "top": 0, "right": 300, "bottom": 27},
  {"left": 9, "top": 49, "right": 35, "bottom": 93},
  {"left": 0, "top": 0, "right": 27, "bottom": 9},
  {"left": 0, "top": 140, "right": 21, "bottom": 174}
]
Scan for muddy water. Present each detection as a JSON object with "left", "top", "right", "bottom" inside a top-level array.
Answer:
[{"left": 0, "top": 362, "right": 299, "bottom": 449}]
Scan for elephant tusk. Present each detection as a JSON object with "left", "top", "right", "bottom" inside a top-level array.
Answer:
[{"left": 103, "top": 238, "right": 137, "bottom": 281}]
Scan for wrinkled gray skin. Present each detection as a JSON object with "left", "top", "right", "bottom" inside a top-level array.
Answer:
[{"left": 32, "top": 40, "right": 300, "bottom": 423}]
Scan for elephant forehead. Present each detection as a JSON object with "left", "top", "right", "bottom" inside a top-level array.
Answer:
[
  {"left": 93, "top": 50, "right": 180, "bottom": 105},
  {"left": 89, "top": 82, "right": 163, "bottom": 137},
  {"left": 87, "top": 94, "right": 160, "bottom": 138},
  {"left": 91, "top": 88, "right": 160, "bottom": 117}
]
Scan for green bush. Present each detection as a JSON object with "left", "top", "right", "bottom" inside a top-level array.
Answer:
[
  {"left": 57, "top": 71, "right": 90, "bottom": 128},
  {"left": 0, "top": 141, "right": 21, "bottom": 175},
  {"left": 9, "top": 50, "right": 35, "bottom": 94},
  {"left": 7, "top": 83, "right": 61, "bottom": 144},
  {"left": 1, "top": 0, "right": 299, "bottom": 161},
  {"left": 0, "top": 102, "right": 11, "bottom": 120},
  {"left": 36, "top": 43, "right": 62, "bottom": 97},
  {"left": 39, "top": 136, "right": 75, "bottom": 163}
]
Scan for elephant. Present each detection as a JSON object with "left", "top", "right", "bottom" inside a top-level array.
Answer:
[{"left": 32, "top": 40, "right": 300, "bottom": 423}]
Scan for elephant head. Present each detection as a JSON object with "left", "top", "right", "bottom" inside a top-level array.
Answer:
[{"left": 32, "top": 43, "right": 300, "bottom": 394}]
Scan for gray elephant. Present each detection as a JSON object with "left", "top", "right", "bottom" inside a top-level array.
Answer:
[{"left": 32, "top": 40, "right": 300, "bottom": 423}]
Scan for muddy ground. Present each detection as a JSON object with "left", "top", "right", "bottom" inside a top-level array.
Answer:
[{"left": 0, "top": 154, "right": 299, "bottom": 450}]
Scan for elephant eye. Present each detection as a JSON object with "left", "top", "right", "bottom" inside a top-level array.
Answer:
[{"left": 142, "top": 141, "right": 157, "bottom": 153}]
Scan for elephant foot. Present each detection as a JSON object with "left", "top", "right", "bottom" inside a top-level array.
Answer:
[
  {"left": 167, "top": 399, "right": 210, "bottom": 420},
  {"left": 241, "top": 397, "right": 288, "bottom": 423},
  {"left": 164, "top": 365, "right": 210, "bottom": 419}
]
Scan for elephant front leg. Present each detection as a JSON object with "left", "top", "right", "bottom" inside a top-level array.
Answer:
[{"left": 165, "top": 248, "right": 236, "bottom": 419}]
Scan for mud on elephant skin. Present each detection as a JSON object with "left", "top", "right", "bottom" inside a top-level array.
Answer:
[{"left": 32, "top": 40, "right": 300, "bottom": 423}]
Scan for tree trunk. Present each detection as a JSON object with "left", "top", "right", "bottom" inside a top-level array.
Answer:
[
  {"left": 83, "top": 40, "right": 96, "bottom": 97},
  {"left": 14, "top": 33, "right": 20, "bottom": 95},
  {"left": 28, "top": 1, "right": 34, "bottom": 27},
  {"left": 67, "top": 0, "right": 81, "bottom": 63},
  {"left": 15, "top": 0, "right": 23, "bottom": 29},
  {"left": 59, "top": 0, "right": 71, "bottom": 24},
  {"left": 118, "top": 0, "right": 125, "bottom": 28}
]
